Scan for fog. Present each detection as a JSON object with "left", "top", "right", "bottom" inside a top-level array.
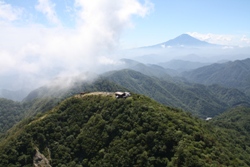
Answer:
[{"left": 0, "top": 0, "right": 152, "bottom": 92}]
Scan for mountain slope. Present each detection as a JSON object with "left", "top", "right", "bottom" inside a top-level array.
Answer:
[
  {"left": 211, "top": 107, "right": 250, "bottom": 136},
  {"left": 158, "top": 59, "right": 210, "bottom": 72},
  {"left": 183, "top": 58, "right": 250, "bottom": 95},
  {"left": 0, "top": 78, "right": 126, "bottom": 139},
  {"left": 0, "top": 94, "right": 249, "bottom": 166},
  {"left": 120, "top": 58, "right": 175, "bottom": 79},
  {"left": 0, "top": 98, "right": 24, "bottom": 137},
  {"left": 103, "top": 69, "right": 250, "bottom": 118},
  {"left": 209, "top": 107, "right": 250, "bottom": 164}
]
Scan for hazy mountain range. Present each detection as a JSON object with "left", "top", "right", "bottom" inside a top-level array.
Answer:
[
  {"left": 8, "top": 57, "right": 247, "bottom": 119},
  {"left": 1, "top": 33, "right": 250, "bottom": 100},
  {"left": 1, "top": 57, "right": 250, "bottom": 116},
  {"left": 183, "top": 58, "right": 250, "bottom": 96}
]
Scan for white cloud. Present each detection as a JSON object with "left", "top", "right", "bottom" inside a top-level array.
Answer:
[
  {"left": 98, "top": 56, "right": 123, "bottom": 65},
  {"left": 0, "top": 0, "right": 152, "bottom": 90},
  {"left": 188, "top": 32, "right": 250, "bottom": 47},
  {"left": 74, "top": 0, "right": 152, "bottom": 51},
  {"left": 35, "top": 0, "right": 60, "bottom": 25},
  {"left": 0, "top": 1, "right": 22, "bottom": 21},
  {"left": 188, "top": 32, "right": 233, "bottom": 45},
  {"left": 0, "top": 51, "right": 16, "bottom": 73},
  {"left": 241, "top": 35, "right": 250, "bottom": 44}
]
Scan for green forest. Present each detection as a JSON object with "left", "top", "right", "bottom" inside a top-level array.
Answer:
[
  {"left": 0, "top": 79, "right": 127, "bottom": 138},
  {"left": 0, "top": 98, "right": 24, "bottom": 136},
  {"left": 0, "top": 94, "right": 250, "bottom": 166}
]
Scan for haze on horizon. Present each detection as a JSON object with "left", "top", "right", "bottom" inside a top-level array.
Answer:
[{"left": 0, "top": 0, "right": 250, "bottom": 91}]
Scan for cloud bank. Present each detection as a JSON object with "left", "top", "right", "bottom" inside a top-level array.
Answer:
[
  {"left": 188, "top": 32, "right": 250, "bottom": 47},
  {"left": 0, "top": 0, "right": 152, "bottom": 90}
]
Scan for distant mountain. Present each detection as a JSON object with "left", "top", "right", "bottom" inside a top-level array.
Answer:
[
  {"left": 158, "top": 59, "right": 210, "bottom": 72},
  {"left": 120, "top": 59, "right": 175, "bottom": 79},
  {"left": 0, "top": 89, "right": 29, "bottom": 101},
  {"left": 1, "top": 94, "right": 250, "bottom": 166},
  {"left": 129, "top": 34, "right": 226, "bottom": 64},
  {"left": 183, "top": 58, "right": 250, "bottom": 96},
  {"left": 145, "top": 34, "right": 218, "bottom": 48},
  {"left": 103, "top": 69, "right": 250, "bottom": 118}
]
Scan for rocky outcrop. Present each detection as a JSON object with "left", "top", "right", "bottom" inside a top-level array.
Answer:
[{"left": 33, "top": 149, "right": 51, "bottom": 167}]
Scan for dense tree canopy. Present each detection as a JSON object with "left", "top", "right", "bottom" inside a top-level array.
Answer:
[
  {"left": 0, "top": 78, "right": 127, "bottom": 139},
  {"left": 0, "top": 98, "right": 24, "bottom": 137},
  {"left": 0, "top": 94, "right": 249, "bottom": 166}
]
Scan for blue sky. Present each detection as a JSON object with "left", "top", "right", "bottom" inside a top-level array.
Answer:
[
  {"left": 123, "top": 0, "right": 250, "bottom": 48},
  {"left": 0, "top": 0, "right": 250, "bottom": 89},
  {"left": 1, "top": 0, "right": 250, "bottom": 48}
]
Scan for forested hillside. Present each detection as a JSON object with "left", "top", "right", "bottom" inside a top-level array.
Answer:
[
  {"left": 104, "top": 69, "right": 250, "bottom": 118},
  {"left": 209, "top": 107, "right": 250, "bottom": 164},
  {"left": 183, "top": 58, "right": 250, "bottom": 95},
  {"left": 0, "top": 98, "right": 24, "bottom": 137},
  {"left": 211, "top": 107, "right": 250, "bottom": 137},
  {"left": 0, "top": 79, "right": 126, "bottom": 138},
  {"left": 1, "top": 63, "right": 250, "bottom": 167},
  {"left": 0, "top": 94, "right": 250, "bottom": 166},
  {"left": 0, "top": 97, "right": 65, "bottom": 140}
]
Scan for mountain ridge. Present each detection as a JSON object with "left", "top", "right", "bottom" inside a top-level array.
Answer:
[
  {"left": 183, "top": 58, "right": 250, "bottom": 96},
  {"left": 103, "top": 69, "right": 250, "bottom": 118}
]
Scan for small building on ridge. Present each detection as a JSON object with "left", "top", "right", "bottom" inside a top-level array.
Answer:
[{"left": 115, "top": 92, "right": 131, "bottom": 98}]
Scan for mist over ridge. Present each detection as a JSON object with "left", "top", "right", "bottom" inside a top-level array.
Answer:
[
  {"left": 1, "top": 32, "right": 250, "bottom": 101},
  {"left": 0, "top": 0, "right": 152, "bottom": 92},
  {"left": 0, "top": 1, "right": 250, "bottom": 101}
]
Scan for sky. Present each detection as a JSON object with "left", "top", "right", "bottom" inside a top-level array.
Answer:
[
  {"left": 123, "top": 0, "right": 250, "bottom": 48},
  {"left": 0, "top": 0, "right": 250, "bottom": 90}
]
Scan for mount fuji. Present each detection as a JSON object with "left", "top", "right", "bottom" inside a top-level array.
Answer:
[{"left": 145, "top": 34, "right": 219, "bottom": 48}]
